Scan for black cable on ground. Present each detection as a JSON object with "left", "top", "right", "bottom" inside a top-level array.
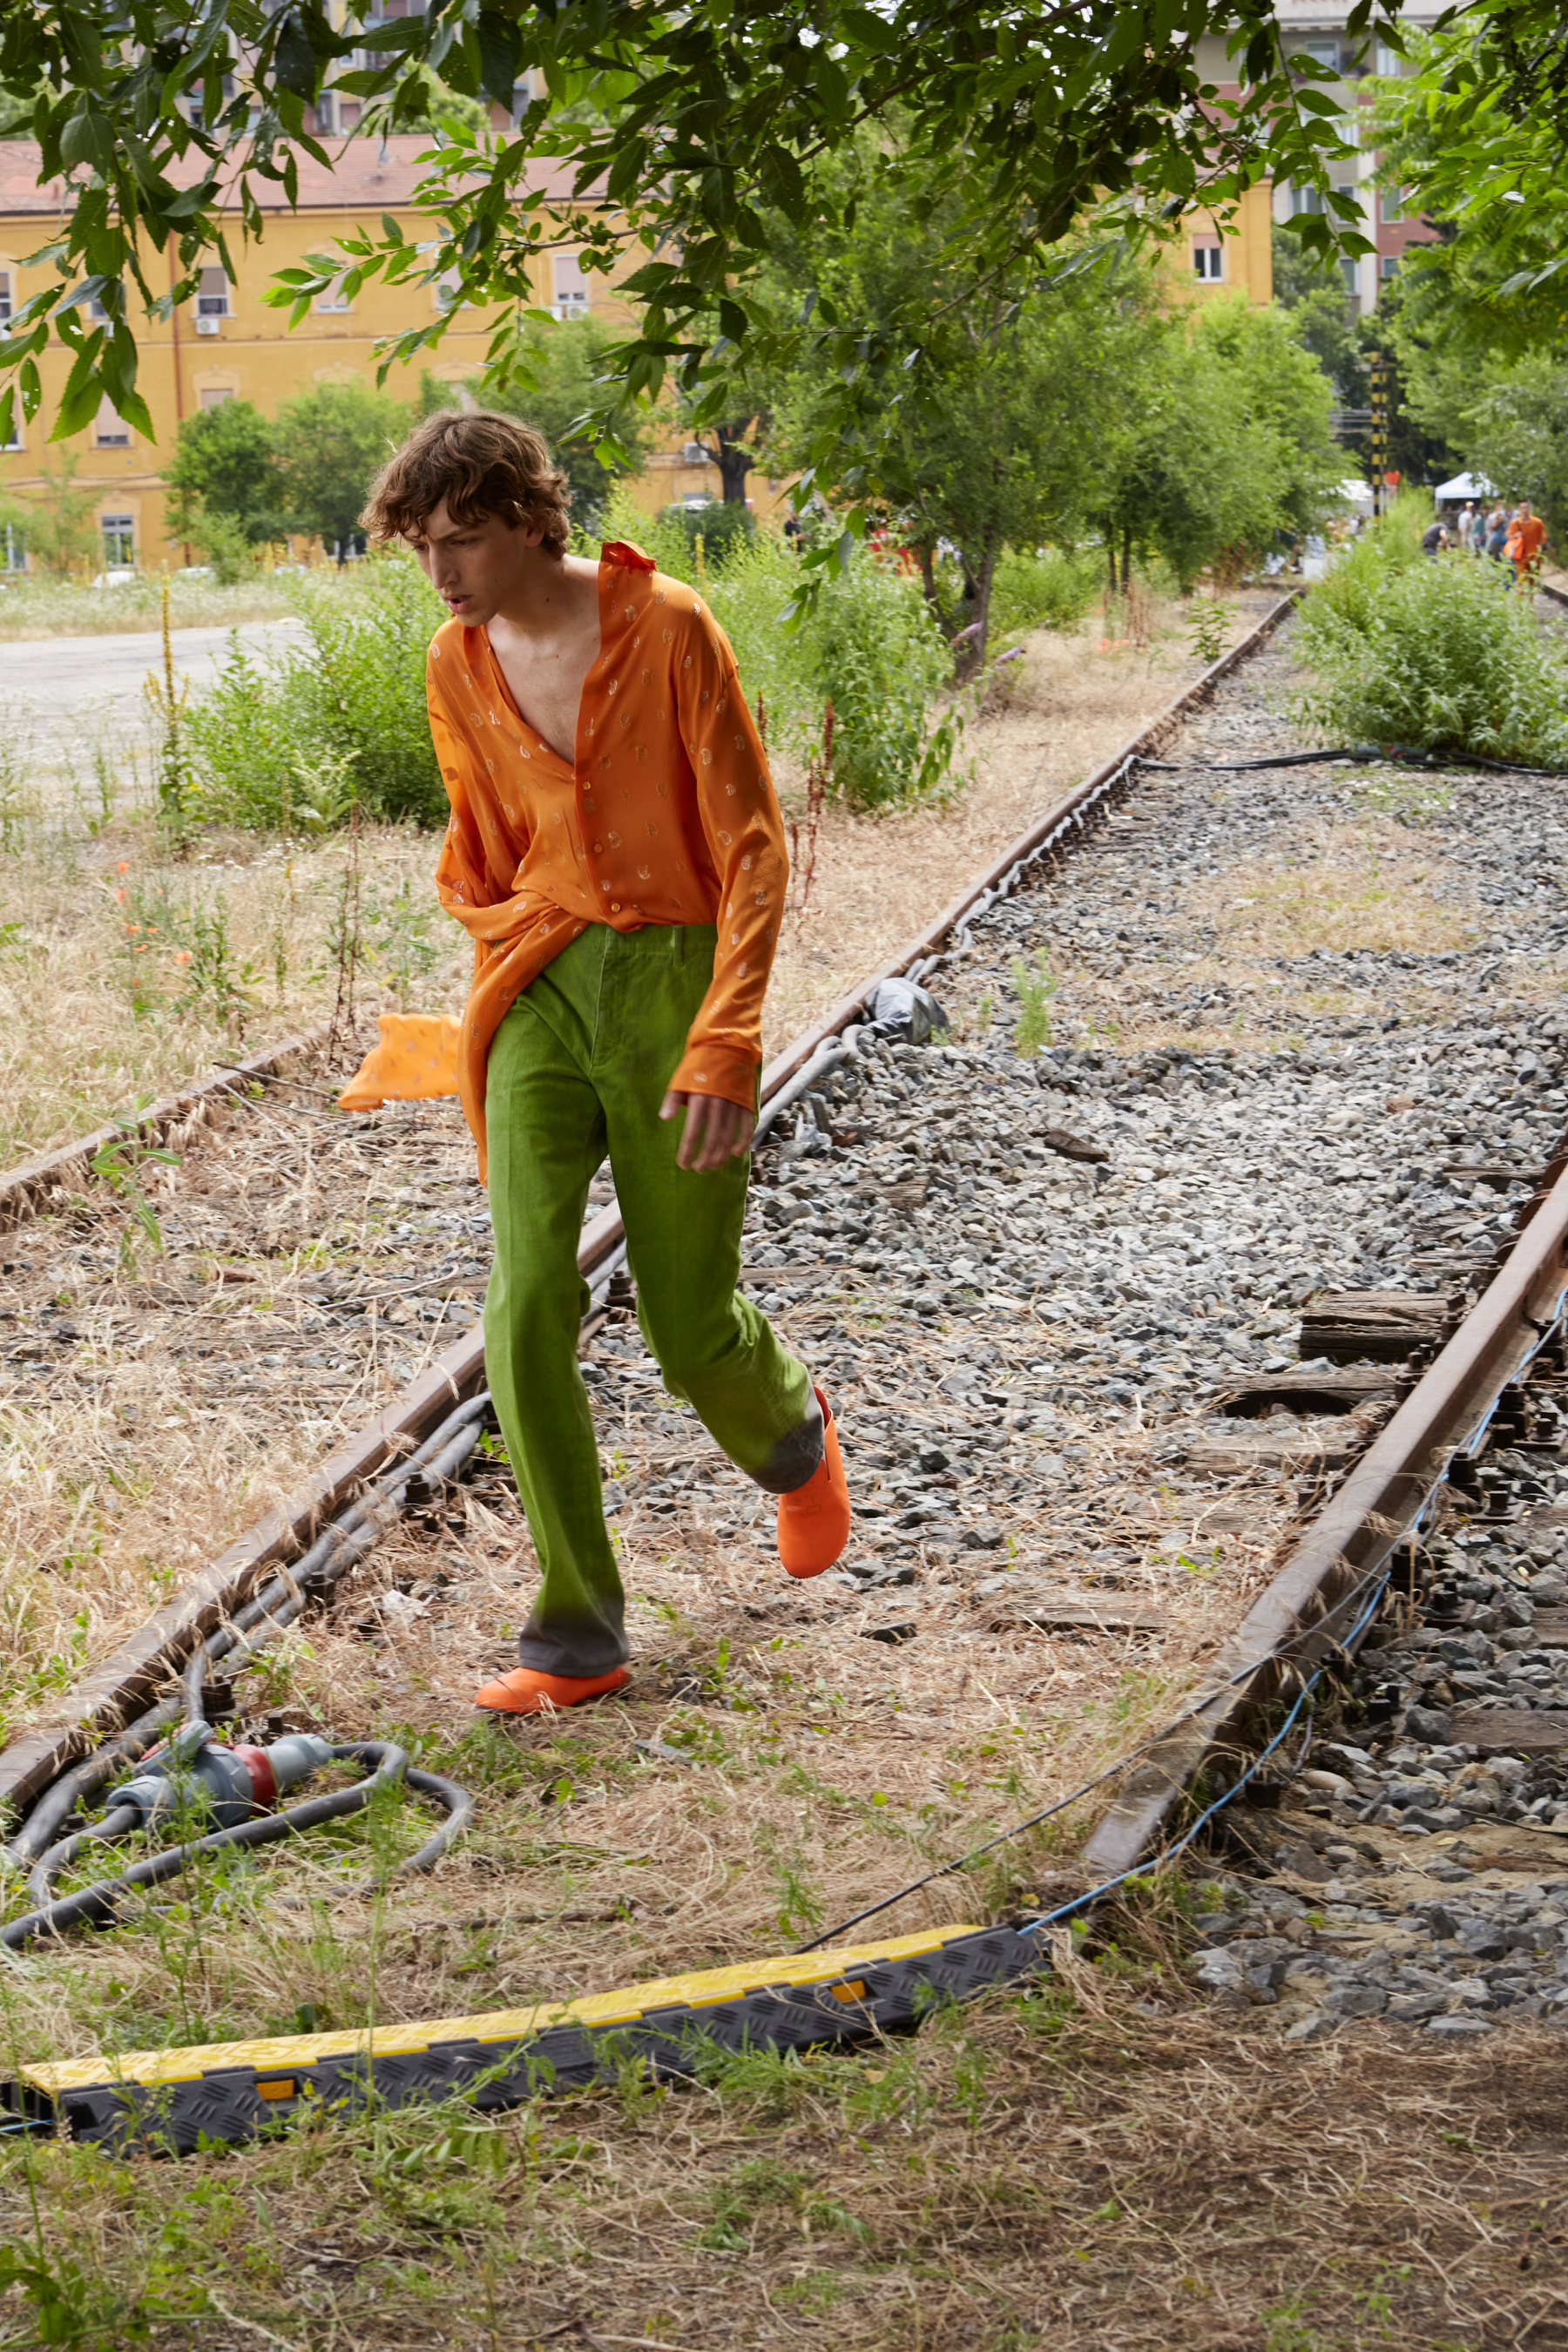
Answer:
[
  {"left": 795, "top": 1544, "right": 1402, "bottom": 1953},
  {"left": 3, "top": 1743, "right": 473, "bottom": 1950},
  {"left": 1135, "top": 746, "right": 1568, "bottom": 780}
]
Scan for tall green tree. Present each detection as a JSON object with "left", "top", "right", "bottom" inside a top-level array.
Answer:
[
  {"left": 274, "top": 382, "right": 409, "bottom": 562},
  {"left": 0, "top": 0, "right": 1423, "bottom": 503},
  {"left": 166, "top": 397, "right": 287, "bottom": 545},
  {"left": 754, "top": 163, "right": 1153, "bottom": 666},
  {"left": 1096, "top": 297, "right": 1340, "bottom": 590}
]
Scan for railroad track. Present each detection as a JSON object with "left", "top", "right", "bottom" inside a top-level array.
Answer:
[{"left": 9, "top": 587, "right": 1568, "bottom": 2153}]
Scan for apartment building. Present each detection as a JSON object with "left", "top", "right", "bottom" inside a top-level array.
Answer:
[
  {"left": 0, "top": 132, "right": 728, "bottom": 574},
  {"left": 1197, "top": 0, "right": 1442, "bottom": 314}
]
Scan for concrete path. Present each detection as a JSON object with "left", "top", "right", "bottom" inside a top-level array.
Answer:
[{"left": 0, "top": 616, "right": 305, "bottom": 735}]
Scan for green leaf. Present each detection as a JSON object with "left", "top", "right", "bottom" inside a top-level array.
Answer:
[
  {"left": 355, "top": 16, "right": 433, "bottom": 51},
  {"left": 273, "top": 14, "right": 321, "bottom": 100},
  {"left": 477, "top": 10, "right": 522, "bottom": 108}
]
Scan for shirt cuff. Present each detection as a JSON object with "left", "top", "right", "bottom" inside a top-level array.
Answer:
[{"left": 668, "top": 1043, "right": 759, "bottom": 1112}]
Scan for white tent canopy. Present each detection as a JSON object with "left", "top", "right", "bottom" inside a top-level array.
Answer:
[{"left": 1434, "top": 471, "right": 1495, "bottom": 501}]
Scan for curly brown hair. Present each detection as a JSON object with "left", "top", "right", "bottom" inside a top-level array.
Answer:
[{"left": 361, "top": 409, "right": 571, "bottom": 555}]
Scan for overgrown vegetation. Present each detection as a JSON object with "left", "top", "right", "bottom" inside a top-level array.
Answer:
[
  {"left": 187, "top": 558, "right": 447, "bottom": 828},
  {"left": 1295, "top": 494, "right": 1568, "bottom": 765}
]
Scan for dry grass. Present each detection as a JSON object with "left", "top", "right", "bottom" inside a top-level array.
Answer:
[
  {"left": 3, "top": 1946, "right": 1566, "bottom": 2348},
  {"left": 1195, "top": 820, "right": 1477, "bottom": 964},
  {"left": 0, "top": 572, "right": 301, "bottom": 640},
  {"left": 0, "top": 586, "right": 1261, "bottom": 1166},
  {"left": 0, "top": 817, "right": 464, "bottom": 1165}
]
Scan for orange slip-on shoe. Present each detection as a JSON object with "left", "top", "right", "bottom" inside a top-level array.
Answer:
[
  {"left": 777, "top": 1387, "right": 851, "bottom": 1578},
  {"left": 474, "top": 1665, "right": 628, "bottom": 1716}
]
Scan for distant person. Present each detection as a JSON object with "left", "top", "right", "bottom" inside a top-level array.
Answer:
[
  {"left": 1506, "top": 499, "right": 1547, "bottom": 588},
  {"left": 1421, "top": 518, "right": 1449, "bottom": 558},
  {"left": 1470, "top": 504, "right": 1489, "bottom": 556},
  {"left": 1486, "top": 503, "right": 1511, "bottom": 561},
  {"left": 1456, "top": 500, "right": 1475, "bottom": 551}
]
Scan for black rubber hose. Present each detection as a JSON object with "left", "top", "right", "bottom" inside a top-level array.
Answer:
[
  {"left": 3, "top": 1701, "right": 184, "bottom": 1870},
  {"left": 2, "top": 1741, "right": 470, "bottom": 1950},
  {"left": 25, "top": 1804, "right": 142, "bottom": 1908},
  {"left": 6, "top": 1391, "right": 493, "bottom": 1869}
]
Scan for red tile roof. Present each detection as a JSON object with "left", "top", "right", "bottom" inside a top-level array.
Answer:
[{"left": 0, "top": 133, "right": 585, "bottom": 217}]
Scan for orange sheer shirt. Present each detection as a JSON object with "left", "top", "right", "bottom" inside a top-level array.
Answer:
[
  {"left": 430, "top": 541, "right": 787, "bottom": 1177},
  {"left": 1507, "top": 515, "right": 1546, "bottom": 567}
]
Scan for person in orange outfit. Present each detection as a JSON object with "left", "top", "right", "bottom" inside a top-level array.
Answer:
[
  {"left": 356, "top": 412, "right": 850, "bottom": 1717},
  {"left": 1505, "top": 499, "right": 1547, "bottom": 590}
]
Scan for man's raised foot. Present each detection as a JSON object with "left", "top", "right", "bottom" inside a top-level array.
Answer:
[{"left": 777, "top": 1386, "right": 852, "bottom": 1578}]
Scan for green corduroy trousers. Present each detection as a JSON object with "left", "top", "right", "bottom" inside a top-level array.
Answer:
[{"left": 483, "top": 921, "right": 820, "bottom": 1678}]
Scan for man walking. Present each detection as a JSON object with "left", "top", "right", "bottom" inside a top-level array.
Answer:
[
  {"left": 348, "top": 410, "right": 851, "bottom": 1715},
  {"left": 1506, "top": 499, "right": 1547, "bottom": 591}
]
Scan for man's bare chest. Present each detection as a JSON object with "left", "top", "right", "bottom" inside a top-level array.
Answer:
[{"left": 486, "top": 625, "right": 599, "bottom": 767}]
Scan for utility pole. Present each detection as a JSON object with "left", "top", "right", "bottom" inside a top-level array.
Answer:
[{"left": 1369, "top": 350, "right": 1389, "bottom": 521}]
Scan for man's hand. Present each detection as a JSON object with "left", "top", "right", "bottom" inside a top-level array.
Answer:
[{"left": 660, "top": 1089, "right": 756, "bottom": 1173}]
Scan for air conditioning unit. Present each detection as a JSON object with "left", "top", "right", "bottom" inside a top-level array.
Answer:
[{"left": 196, "top": 315, "right": 220, "bottom": 335}]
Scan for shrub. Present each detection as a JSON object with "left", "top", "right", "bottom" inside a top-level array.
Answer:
[
  {"left": 1295, "top": 522, "right": 1568, "bottom": 766},
  {"left": 988, "top": 545, "right": 1102, "bottom": 645},
  {"left": 808, "top": 548, "right": 961, "bottom": 809},
  {"left": 659, "top": 500, "right": 756, "bottom": 571},
  {"left": 187, "top": 556, "right": 447, "bottom": 828}
]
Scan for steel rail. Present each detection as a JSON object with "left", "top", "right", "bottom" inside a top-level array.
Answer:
[
  {"left": 0, "top": 591, "right": 1297, "bottom": 1831},
  {"left": 1082, "top": 1153, "right": 1568, "bottom": 1877},
  {"left": 0, "top": 1027, "right": 330, "bottom": 1233}
]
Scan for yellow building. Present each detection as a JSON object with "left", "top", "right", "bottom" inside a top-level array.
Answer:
[
  {"left": 0, "top": 134, "right": 749, "bottom": 571},
  {"left": 1168, "top": 183, "right": 1275, "bottom": 307}
]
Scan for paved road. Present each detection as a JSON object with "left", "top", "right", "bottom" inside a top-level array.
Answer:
[{"left": 0, "top": 616, "right": 304, "bottom": 734}]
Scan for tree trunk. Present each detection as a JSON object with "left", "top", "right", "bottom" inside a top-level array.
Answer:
[
  {"left": 918, "top": 540, "right": 938, "bottom": 614},
  {"left": 708, "top": 417, "right": 759, "bottom": 505},
  {"left": 1104, "top": 524, "right": 1118, "bottom": 594},
  {"left": 955, "top": 544, "right": 997, "bottom": 680},
  {"left": 1121, "top": 525, "right": 1132, "bottom": 595}
]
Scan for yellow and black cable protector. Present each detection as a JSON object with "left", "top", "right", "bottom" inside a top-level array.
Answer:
[{"left": 3, "top": 1921, "right": 1038, "bottom": 2156}]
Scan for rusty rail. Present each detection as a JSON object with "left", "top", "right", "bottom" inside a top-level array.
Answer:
[
  {"left": 0, "top": 1029, "right": 332, "bottom": 1234},
  {"left": 0, "top": 592, "right": 1299, "bottom": 1830},
  {"left": 1084, "top": 1159, "right": 1568, "bottom": 1876}
]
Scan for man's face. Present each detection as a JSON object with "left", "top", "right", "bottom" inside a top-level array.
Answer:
[{"left": 410, "top": 497, "right": 543, "bottom": 624}]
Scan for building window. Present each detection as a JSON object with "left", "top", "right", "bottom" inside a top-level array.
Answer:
[
  {"left": 93, "top": 396, "right": 130, "bottom": 448},
  {"left": 1380, "top": 254, "right": 1401, "bottom": 280},
  {"left": 553, "top": 252, "right": 590, "bottom": 319},
  {"left": 1376, "top": 40, "right": 1402, "bottom": 75},
  {"left": 1381, "top": 186, "right": 1405, "bottom": 225},
  {"left": 0, "top": 269, "right": 11, "bottom": 326},
  {"left": 0, "top": 407, "right": 23, "bottom": 454},
  {"left": 315, "top": 271, "right": 352, "bottom": 314},
  {"left": 510, "top": 74, "right": 532, "bottom": 126},
  {"left": 1193, "top": 241, "right": 1224, "bottom": 281},
  {"left": 196, "top": 267, "right": 230, "bottom": 319},
  {"left": 199, "top": 387, "right": 233, "bottom": 409},
  {"left": 100, "top": 514, "right": 134, "bottom": 569},
  {"left": 1341, "top": 257, "right": 1359, "bottom": 295},
  {"left": 1, "top": 523, "right": 25, "bottom": 569},
  {"left": 1297, "top": 38, "right": 1339, "bottom": 67},
  {"left": 1290, "top": 184, "right": 1325, "bottom": 216}
]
